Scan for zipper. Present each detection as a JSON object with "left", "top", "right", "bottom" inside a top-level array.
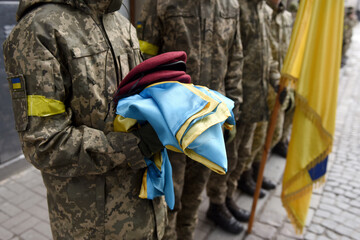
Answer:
[
  {"left": 100, "top": 15, "right": 120, "bottom": 86},
  {"left": 89, "top": 14, "right": 120, "bottom": 121}
]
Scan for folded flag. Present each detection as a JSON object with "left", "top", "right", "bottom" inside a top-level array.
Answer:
[{"left": 113, "top": 52, "right": 235, "bottom": 209}]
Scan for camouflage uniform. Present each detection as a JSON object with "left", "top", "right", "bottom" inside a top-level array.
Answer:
[
  {"left": 3, "top": 0, "right": 166, "bottom": 239},
  {"left": 252, "top": 1, "right": 294, "bottom": 166},
  {"left": 137, "top": 0, "right": 243, "bottom": 239},
  {"left": 342, "top": 6, "right": 358, "bottom": 66},
  {"left": 287, "top": 0, "right": 299, "bottom": 20},
  {"left": 222, "top": 0, "right": 279, "bottom": 199}
]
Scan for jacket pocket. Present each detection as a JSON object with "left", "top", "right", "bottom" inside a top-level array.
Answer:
[
  {"left": 70, "top": 41, "right": 110, "bottom": 127},
  {"left": 161, "top": 10, "right": 199, "bottom": 52},
  {"left": 7, "top": 75, "right": 28, "bottom": 132}
]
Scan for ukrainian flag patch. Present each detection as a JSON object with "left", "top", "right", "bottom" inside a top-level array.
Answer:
[
  {"left": 136, "top": 21, "right": 142, "bottom": 29},
  {"left": 11, "top": 77, "right": 21, "bottom": 90}
]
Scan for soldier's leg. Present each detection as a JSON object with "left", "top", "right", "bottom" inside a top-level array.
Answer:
[
  {"left": 227, "top": 122, "right": 257, "bottom": 198},
  {"left": 205, "top": 124, "right": 245, "bottom": 234},
  {"left": 237, "top": 122, "right": 267, "bottom": 197},
  {"left": 207, "top": 124, "right": 242, "bottom": 205},
  {"left": 252, "top": 120, "right": 277, "bottom": 190},
  {"left": 163, "top": 151, "right": 187, "bottom": 240},
  {"left": 176, "top": 159, "right": 211, "bottom": 239},
  {"left": 282, "top": 98, "right": 295, "bottom": 144},
  {"left": 273, "top": 89, "right": 295, "bottom": 158},
  {"left": 271, "top": 109, "right": 284, "bottom": 149}
]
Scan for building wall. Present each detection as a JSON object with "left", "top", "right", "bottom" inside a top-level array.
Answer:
[{"left": 0, "top": 1, "right": 22, "bottom": 165}]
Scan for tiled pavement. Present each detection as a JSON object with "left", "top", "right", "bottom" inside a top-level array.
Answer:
[{"left": 1, "top": 24, "right": 360, "bottom": 240}]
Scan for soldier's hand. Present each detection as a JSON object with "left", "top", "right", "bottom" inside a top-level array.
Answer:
[
  {"left": 134, "top": 122, "right": 164, "bottom": 158},
  {"left": 224, "top": 126, "right": 237, "bottom": 144},
  {"left": 274, "top": 85, "right": 287, "bottom": 105},
  {"left": 279, "top": 88, "right": 287, "bottom": 105}
]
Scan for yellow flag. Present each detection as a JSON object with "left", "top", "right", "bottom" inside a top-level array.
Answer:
[{"left": 281, "top": 0, "right": 344, "bottom": 233}]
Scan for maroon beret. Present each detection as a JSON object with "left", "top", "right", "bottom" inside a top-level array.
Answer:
[{"left": 113, "top": 51, "right": 191, "bottom": 102}]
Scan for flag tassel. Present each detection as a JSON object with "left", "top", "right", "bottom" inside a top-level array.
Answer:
[{"left": 282, "top": 174, "right": 326, "bottom": 234}]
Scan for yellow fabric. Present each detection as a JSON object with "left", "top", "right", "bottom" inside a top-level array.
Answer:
[
  {"left": 181, "top": 102, "right": 230, "bottom": 149},
  {"left": 281, "top": 0, "right": 344, "bottom": 233},
  {"left": 13, "top": 83, "right": 21, "bottom": 89},
  {"left": 113, "top": 115, "right": 138, "bottom": 132},
  {"left": 184, "top": 149, "right": 226, "bottom": 175},
  {"left": 139, "top": 153, "right": 162, "bottom": 199},
  {"left": 139, "top": 40, "right": 159, "bottom": 56},
  {"left": 139, "top": 169, "right": 148, "bottom": 199},
  {"left": 174, "top": 84, "right": 231, "bottom": 149},
  {"left": 27, "top": 95, "right": 65, "bottom": 117}
]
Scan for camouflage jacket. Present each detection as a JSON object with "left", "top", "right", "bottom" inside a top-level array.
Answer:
[
  {"left": 267, "top": 1, "right": 293, "bottom": 71},
  {"left": 238, "top": 0, "right": 280, "bottom": 123},
  {"left": 137, "top": 0, "right": 243, "bottom": 120},
  {"left": 3, "top": 0, "right": 166, "bottom": 239}
]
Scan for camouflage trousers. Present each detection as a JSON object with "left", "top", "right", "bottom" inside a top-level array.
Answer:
[
  {"left": 252, "top": 87, "right": 295, "bottom": 164},
  {"left": 206, "top": 122, "right": 257, "bottom": 202},
  {"left": 163, "top": 151, "right": 211, "bottom": 240},
  {"left": 281, "top": 100, "right": 295, "bottom": 144},
  {"left": 252, "top": 87, "right": 285, "bottom": 165}
]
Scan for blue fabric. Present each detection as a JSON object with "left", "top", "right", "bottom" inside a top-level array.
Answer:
[
  {"left": 145, "top": 151, "right": 175, "bottom": 209},
  {"left": 308, "top": 157, "right": 328, "bottom": 181},
  {"left": 116, "top": 82, "right": 235, "bottom": 207}
]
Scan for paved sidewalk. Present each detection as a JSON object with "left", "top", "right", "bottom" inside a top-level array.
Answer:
[{"left": 1, "top": 25, "right": 360, "bottom": 240}]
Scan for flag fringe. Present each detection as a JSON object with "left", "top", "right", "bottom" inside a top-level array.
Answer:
[
  {"left": 282, "top": 175, "right": 326, "bottom": 234},
  {"left": 282, "top": 146, "right": 330, "bottom": 190},
  {"left": 295, "top": 93, "right": 333, "bottom": 142},
  {"left": 281, "top": 175, "right": 325, "bottom": 235},
  {"left": 282, "top": 90, "right": 331, "bottom": 234}
]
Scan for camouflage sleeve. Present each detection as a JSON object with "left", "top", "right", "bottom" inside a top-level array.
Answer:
[
  {"left": 269, "top": 57, "right": 281, "bottom": 89},
  {"left": 225, "top": 13, "right": 243, "bottom": 120},
  {"left": 137, "top": 0, "right": 162, "bottom": 59},
  {"left": 265, "top": 11, "right": 281, "bottom": 89},
  {"left": 3, "top": 25, "right": 144, "bottom": 178}
]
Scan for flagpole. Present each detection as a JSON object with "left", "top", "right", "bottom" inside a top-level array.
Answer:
[{"left": 247, "top": 79, "right": 286, "bottom": 234}]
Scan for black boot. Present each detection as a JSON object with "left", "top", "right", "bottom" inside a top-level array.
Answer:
[
  {"left": 252, "top": 163, "right": 276, "bottom": 190},
  {"left": 238, "top": 169, "right": 266, "bottom": 198},
  {"left": 225, "top": 197, "right": 250, "bottom": 222},
  {"left": 206, "top": 202, "right": 244, "bottom": 234},
  {"left": 272, "top": 141, "right": 288, "bottom": 158}
]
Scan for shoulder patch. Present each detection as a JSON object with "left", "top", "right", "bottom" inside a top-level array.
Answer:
[
  {"left": 8, "top": 75, "right": 26, "bottom": 93},
  {"left": 11, "top": 77, "right": 22, "bottom": 90}
]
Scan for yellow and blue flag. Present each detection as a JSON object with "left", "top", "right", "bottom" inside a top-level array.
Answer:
[
  {"left": 281, "top": 0, "right": 344, "bottom": 233},
  {"left": 114, "top": 82, "right": 235, "bottom": 209}
]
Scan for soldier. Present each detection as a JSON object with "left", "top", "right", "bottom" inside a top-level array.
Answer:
[
  {"left": 342, "top": 6, "right": 358, "bottom": 67},
  {"left": 137, "top": 0, "right": 245, "bottom": 238},
  {"left": 287, "top": 0, "right": 299, "bottom": 20},
  {"left": 267, "top": 0, "right": 295, "bottom": 159},
  {"left": 206, "top": 0, "right": 280, "bottom": 233},
  {"left": 229, "top": 0, "right": 280, "bottom": 200},
  {"left": 3, "top": 0, "right": 166, "bottom": 239},
  {"left": 245, "top": 0, "right": 294, "bottom": 194}
]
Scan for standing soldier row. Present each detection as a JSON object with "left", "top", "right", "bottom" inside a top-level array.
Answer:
[
  {"left": 241, "top": 0, "right": 294, "bottom": 205},
  {"left": 206, "top": 0, "right": 278, "bottom": 234},
  {"left": 137, "top": 0, "right": 296, "bottom": 238},
  {"left": 3, "top": 0, "right": 296, "bottom": 239}
]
